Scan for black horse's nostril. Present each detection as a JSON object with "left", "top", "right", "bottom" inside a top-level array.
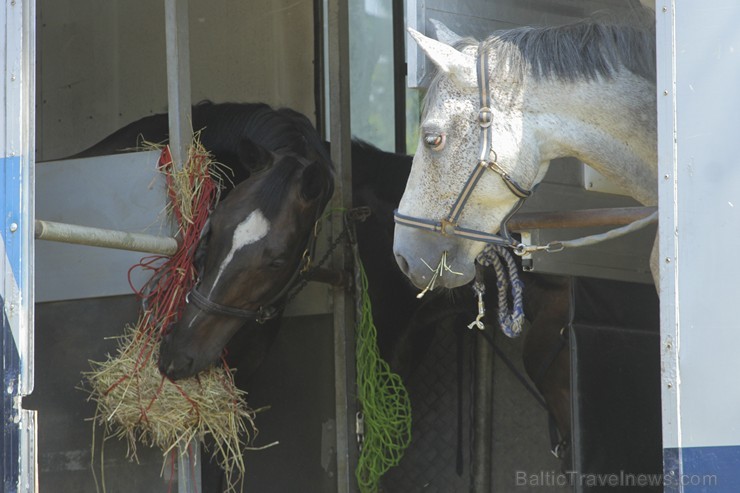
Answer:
[
  {"left": 395, "top": 253, "right": 410, "bottom": 275},
  {"left": 158, "top": 353, "right": 169, "bottom": 376}
]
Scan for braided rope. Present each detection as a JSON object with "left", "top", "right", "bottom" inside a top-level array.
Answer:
[{"left": 474, "top": 244, "right": 525, "bottom": 338}]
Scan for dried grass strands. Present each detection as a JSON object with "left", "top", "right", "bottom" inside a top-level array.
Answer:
[
  {"left": 85, "top": 326, "right": 255, "bottom": 489},
  {"left": 84, "top": 137, "right": 256, "bottom": 492}
]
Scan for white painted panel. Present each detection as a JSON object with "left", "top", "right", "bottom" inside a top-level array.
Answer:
[
  {"left": 660, "top": 0, "right": 740, "bottom": 449},
  {"left": 35, "top": 151, "right": 170, "bottom": 302},
  {"left": 582, "top": 166, "right": 633, "bottom": 196}
]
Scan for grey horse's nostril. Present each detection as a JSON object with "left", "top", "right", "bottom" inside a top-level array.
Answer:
[{"left": 395, "top": 253, "right": 410, "bottom": 275}]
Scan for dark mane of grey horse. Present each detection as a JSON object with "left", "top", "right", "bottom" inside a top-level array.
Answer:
[
  {"left": 484, "top": 17, "right": 656, "bottom": 83},
  {"left": 423, "top": 12, "right": 655, "bottom": 115}
]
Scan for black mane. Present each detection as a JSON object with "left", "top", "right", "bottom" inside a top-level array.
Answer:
[
  {"left": 192, "top": 102, "right": 332, "bottom": 172},
  {"left": 74, "top": 102, "right": 335, "bottom": 211}
]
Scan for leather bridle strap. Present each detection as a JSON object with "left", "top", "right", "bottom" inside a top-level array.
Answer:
[
  {"left": 393, "top": 42, "right": 532, "bottom": 248},
  {"left": 394, "top": 208, "right": 522, "bottom": 247},
  {"left": 187, "top": 286, "right": 278, "bottom": 323}
]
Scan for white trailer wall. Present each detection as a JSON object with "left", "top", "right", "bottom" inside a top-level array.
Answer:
[{"left": 658, "top": 1, "right": 740, "bottom": 491}]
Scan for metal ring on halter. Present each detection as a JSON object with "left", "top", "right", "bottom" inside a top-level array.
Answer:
[{"left": 480, "top": 149, "right": 499, "bottom": 169}]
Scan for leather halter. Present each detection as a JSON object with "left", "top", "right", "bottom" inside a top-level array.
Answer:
[
  {"left": 394, "top": 43, "right": 532, "bottom": 248},
  {"left": 185, "top": 202, "right": 324, "bottom": 324}
]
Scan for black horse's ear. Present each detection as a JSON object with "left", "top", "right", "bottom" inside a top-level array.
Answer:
[
  {"left": 301, "top": 161, "right": 329, "bottom": 201},
  {"left": 237, "top": 137, "right": 274, "bottom": 173}
]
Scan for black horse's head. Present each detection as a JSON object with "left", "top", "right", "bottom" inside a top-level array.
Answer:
[
  {"left": 76, "top": 102, "right": 335, "bottom": 380},
  {"left": 159, "top": 136, "right": 333, "bottom": 379}
]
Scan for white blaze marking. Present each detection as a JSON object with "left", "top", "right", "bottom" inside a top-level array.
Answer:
[{"left": 209, "top": 209, "right": 270, "bottom": 295}]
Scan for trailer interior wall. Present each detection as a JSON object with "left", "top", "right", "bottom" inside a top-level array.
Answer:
[{"left": 37, "top": 0, "right": 316, "bottom": 161}]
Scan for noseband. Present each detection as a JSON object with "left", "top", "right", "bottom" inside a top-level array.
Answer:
[
  {"left": 186, "top": 271, "right": 290, "bottom": 324},
  {"left": 394, "top": 42, "right": 532, "bottom": 248}
]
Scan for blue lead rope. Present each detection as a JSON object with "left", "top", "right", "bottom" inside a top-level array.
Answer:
[{"left": 470, "top": 244, "right": 525, "bottom": 338}]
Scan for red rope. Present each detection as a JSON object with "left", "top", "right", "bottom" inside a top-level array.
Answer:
[
  {"left": 127, "top": 146, "right": 219, "bottom": 343},
  {"left": 114, "top": 145, "right": 226, "bottom": 414}
]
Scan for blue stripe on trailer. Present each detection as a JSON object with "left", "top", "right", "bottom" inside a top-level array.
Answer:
[
  {"left": 664, "top": 446, "right": 740, "bottom": 492},
  {"left": 2, "top": 156, "right": 24, "bottom": 288}
]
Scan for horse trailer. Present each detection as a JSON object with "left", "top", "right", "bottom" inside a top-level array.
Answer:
[{"left": 2, "top": 0, "right": 738, "bottom": 492}]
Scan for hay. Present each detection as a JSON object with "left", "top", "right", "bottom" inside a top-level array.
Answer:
[
  {"left": 85, "top": 322, "right": 255, "bottom": 485},
  {"left": 84, "top": 137, "right": 257, "bottom": 492}
]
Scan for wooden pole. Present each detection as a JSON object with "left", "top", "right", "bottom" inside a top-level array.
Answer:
[{"left": 509, "top": 206, "right": 657, "bottom": 231}]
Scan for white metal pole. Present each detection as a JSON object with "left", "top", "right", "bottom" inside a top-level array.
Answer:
[{"left": 34, "top": 220, "right": 178, "bottom": 255}]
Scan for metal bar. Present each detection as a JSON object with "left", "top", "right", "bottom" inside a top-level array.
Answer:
[
  {"left": 164, "top": 1, "right": 199, "bottom": 490},
  {"left": 327, "top": 0, "right": 357, "bottom": 491},
  {"left": 164, "top": 0, "right": 193, "bottom": 168},
  {"left": 312, "top": 0, "right": 325, "bottom": 139},
  {"left": 508, "top": 206, "right": 657, "bottom": 231},
  {"left": 392, "top": 0, "right": 406, "bottom": 154},
  {"left": 471, "top": 332, "right": 494, "bottom": 493},
  {"left": 34, "top": 220, "right": 178, "bottom": 255},
  {"left": 2, "top": 0, "right": 36, "bottom": 490}
]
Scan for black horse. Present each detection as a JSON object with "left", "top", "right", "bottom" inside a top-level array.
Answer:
[{"left": 76, "top": 102, "right": 335, "bottom": 380}]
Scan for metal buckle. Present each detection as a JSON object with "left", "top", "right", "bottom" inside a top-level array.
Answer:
[
  {"left": 440, "top": 218, "right": 457, "bottom": 236},
  {"left": 478, "top": 106, "right": 493, "bottom": 128}
]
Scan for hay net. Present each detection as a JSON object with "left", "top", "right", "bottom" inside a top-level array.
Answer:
[
  {"left": 355, "top": 258, "right": 412, "bottom": 493},
  {"left": 85, "top": 138, "right": 256, "bottom": 492}
]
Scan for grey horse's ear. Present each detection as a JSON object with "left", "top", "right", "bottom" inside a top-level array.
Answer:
[
  {"left": 408, "top": 27, "right": 476, "bottom": 89},
  {"left": 429, "top": 19, "right": 463, "bottom": 46}
]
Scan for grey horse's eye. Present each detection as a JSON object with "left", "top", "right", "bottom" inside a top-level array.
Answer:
[{"left": 423, "top": 132, "right": 446, "bottom": 151}]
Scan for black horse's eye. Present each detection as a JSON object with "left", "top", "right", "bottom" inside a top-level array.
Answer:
[
  {"left": 423, "top": 132, "right": 445, "bottom": 151},
  {"left": 268, "top": 257, "right": 287, "bottom": 270}
]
